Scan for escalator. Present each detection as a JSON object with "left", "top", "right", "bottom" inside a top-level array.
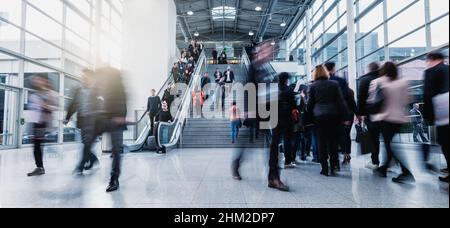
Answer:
[
  {"left": 125, "top": 51, "right": 208, "bottom": 152},
  {"left": 124, "top": 75, "right": 173, "bottom": 152}
]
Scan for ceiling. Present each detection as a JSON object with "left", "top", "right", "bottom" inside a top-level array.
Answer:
[{"left": 174, "top": 0, "right": 307, "bottom": 44}]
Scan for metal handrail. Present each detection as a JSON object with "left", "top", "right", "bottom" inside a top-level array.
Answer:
[{"left": 156, "top": 51, "right": 208, "bottom": 149}]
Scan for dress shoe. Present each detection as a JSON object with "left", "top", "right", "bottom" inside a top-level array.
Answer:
[
  {"left": 268, "top": 179, "right": 289, "bottom": 192},
  {"left": 232, "top": 173, "right": 242, "bottom": 181},
  {"left": 441, "top": 168, "right": 449, "bottom": 174},
  {"left": 320, "top": 170, "right": 329, "bottom": 176},
  {"left": 425, "top": 163, "right": 438, "bottom": 172},
  {"left": 439, "top": 176, "right": 449, "bottom": 183},
  {"left": 392, "top": 173, "right": 415, "bottom": 184},
  {"left": 84, "top": 157, "right": 100, "bottom": 171},
  {"left": 27, "top": 168, "right": 45, "bottom": 177},
  {"left": 73, "top": 167, "right": 84, "bottom": 176},
  {"left": 106, "top": 179, "right": 120, "bottom": 192}
]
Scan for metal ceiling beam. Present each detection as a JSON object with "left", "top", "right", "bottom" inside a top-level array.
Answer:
[
  {"left": 281, "top": 0, "right": 311, "bottom": 39},
  {"left": 256, "top": 0, "right": 278, "bottom": 40},
  {"left": 207, "top": 0, "right": 215, "bottom": 34},
  {"left": 178, "top": 16, "right": 193, "bottom": 41},
  {"left": 234, "top": 0, "right": 241, "bottom": 33}
]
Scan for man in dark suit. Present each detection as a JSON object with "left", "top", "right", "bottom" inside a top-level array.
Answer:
[
  {"left": 423, "top": 52, "right": 449, "bottom": 183},
  {"left": 95, "top": 67, "right": 128, "bottom": 192},
  {"left": 224, "top": 66, "right": 235, "bottom": 95},
  {"left": 356, "top": 62, "right": 381, "bottom": 169},
  {"left": 268, "top": 72, "right": 297, "bottom": 191},
  {"left": 64, "top": 69, "right": 100, "bottom": 174},
  {"left": 325, "top": 62, "right": 349, "bottom": 99},
  {"left": 325, "top": 62, "right": 350, "bottom": 170},
  {"left": 147, "top": 89, "right": 161, "bottom": 136}
]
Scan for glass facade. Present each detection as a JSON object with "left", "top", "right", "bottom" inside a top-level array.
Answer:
[
  {"left": 0, "top": 0, "right": 123, "bottom": 148},
  {"left": 287, "top": 0, "right": 449, "bottom": 77},
  {"left": 287, "top": 0, "right": 449, "bottom": 144}
]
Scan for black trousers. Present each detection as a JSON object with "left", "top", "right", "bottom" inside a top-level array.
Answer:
[
  {"left": 269, "top": 123, "right": 293, "bottom": 180},
  {"left": 77, "top": 117, "right": 99, "bottom": 170},
  {"left": 379, "top": 122, "right": 412, "bottom": 175},
  {"left": 339, "top": 125, "right": 352, "bottom": 155},
  {"left": 33, "top": 123, "right": 46, "bottom": 168},
  {"left": 366, "top": 118, "right": 381, "bottom": 165},
  {"left": 96, "top": 118, "right": 124, "bottom": 180},
  {"left": 315, "top": 120, "right": 340, "bottom": 173},
  {"left": 149, "top": 112, "right": 157, "bottom": 136},
  {"left": 437, "top": 125, "right": 449, "bottom": 169},
  {"left": 413, "top": 124, "right": 428, "bottom": 142}
]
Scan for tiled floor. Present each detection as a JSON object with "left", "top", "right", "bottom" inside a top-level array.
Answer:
[{"left": 0, "top": 143, "right": 448, "bottom": 208}]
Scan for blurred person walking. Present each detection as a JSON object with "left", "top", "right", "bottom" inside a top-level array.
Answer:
[
  {"left": 65, "top": 69, "right": 100, "bottom": 174},
  {"left": 27, "top": 75, "right": 57, "bottom": 177},
  {"left": 307, "top": 66, "right": 348, "bottom": 176},
  {"left": 356, "top": 62, "right": 382, "bottom": 170},
  {"left": 369, "top": 62, "right": 415, "bottom": 184},
  {"left": 423, "top": 52, "right": 449, "bottom": 183},
  {"left": 95, "top": 67, "right": 128, "bottom": 192}
]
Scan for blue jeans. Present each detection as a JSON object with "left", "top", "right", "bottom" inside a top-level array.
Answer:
[{"left": 230, "top": 120, "right": 240, "bottom": 142}]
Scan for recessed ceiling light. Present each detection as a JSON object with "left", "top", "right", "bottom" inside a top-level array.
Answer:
[
  {"left": 271, "top": 41, "right": 276, "bottom": 46},
  {"left": 187, "top": 10, "right": 194, "bottom": 16},
  {"left": 194, "top": 31, "right": 200, "bottom": 37},
  {"left": 249, "top": 30, "right": 254, "bottom": 36},
  {"left": 255, "top": 6, "right": 262, "bottom": 11},
  {"left": 280, "top": 22, "right": 287, "bottom": 27}
]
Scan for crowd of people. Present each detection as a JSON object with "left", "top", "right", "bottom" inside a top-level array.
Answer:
[
  {"left": 232, "top": 41, "right": 449, "bottom": 192},
  {"left": 147, "top": 40, "right": 204, "bottom": 152},
  {"left": 24, "top": 38, "right": 448, "bottom": 196}
]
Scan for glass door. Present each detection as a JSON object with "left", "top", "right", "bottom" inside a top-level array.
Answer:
[{"left": 0, "top": 85, "right": 20, "bottom": 149}]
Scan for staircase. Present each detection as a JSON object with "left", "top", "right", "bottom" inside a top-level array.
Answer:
[{"left": 180, "top": 64, "right": 266, "bottom": 148}]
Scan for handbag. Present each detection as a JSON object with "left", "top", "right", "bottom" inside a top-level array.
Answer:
[
  {"left": 355, "top": 123, "right": 373, "bottom": 155},
  {"left": 367, "top": 83, "right": 385, "bottom": 115}
]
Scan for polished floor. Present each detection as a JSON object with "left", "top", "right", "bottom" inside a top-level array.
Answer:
[{"left": 0, "top": 143, "right": 448, "bottom": 208}]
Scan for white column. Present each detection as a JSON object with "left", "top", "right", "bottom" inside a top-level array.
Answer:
[
  {"left": 305, "top": 10, "right": 312, "bottom": 82},
  {"left": 17, "top": 0, "right": 28, "bottom": 148},
  {"left": 424, "top": 0, "right": 432, "bottom": 49},
  {"left": 122, "top": 0, "right": 178, "bottom": 118},
  {"left": 346, "top": 0, "right": 357, "bottom": 92}
]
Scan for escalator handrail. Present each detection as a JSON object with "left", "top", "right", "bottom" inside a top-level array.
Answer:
[{"left": 156, "top": 51, "right": 207, "bottom": 148}]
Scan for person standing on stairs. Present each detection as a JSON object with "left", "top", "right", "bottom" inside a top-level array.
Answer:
[{"left": 224, "top": 66, "right": 235, "bottom": 95}]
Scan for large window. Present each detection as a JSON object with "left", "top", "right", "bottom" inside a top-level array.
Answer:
[
  {"left": 0, "top": 0, "right": 124, "bottom": 147},
  {"left": 287, "top": 0, "right": 449, "bottom": 78}
]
